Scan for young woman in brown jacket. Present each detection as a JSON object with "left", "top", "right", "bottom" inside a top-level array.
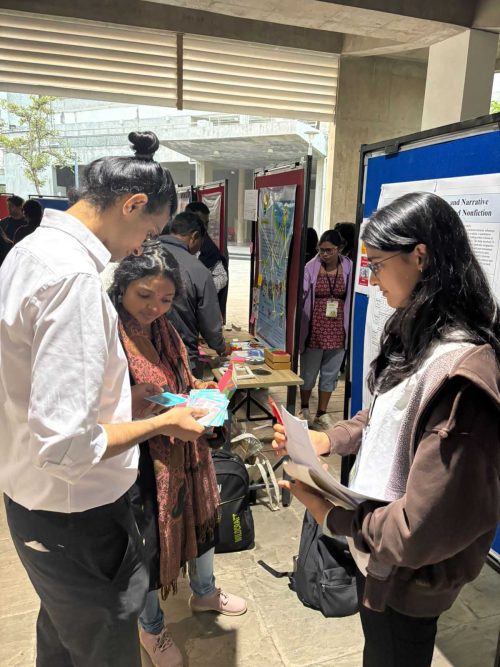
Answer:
[{"left": 274, "top": 192, "right": 500, "bottom": 667}]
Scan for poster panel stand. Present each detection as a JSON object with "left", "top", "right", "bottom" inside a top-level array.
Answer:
[
  {"left": 28, "top": 195, "right": 69, "bottom": 212},
  {"left": 176, "top": 185, "right": 195, "bottom": 213},
  {"left": 348, "top": 112, "right": 500, "bottom": 568},
  {"left": 0, "top": 193, "right": 14, "bottom": 219},
  {"left": 251, "top": 157, "right": 312, "bottom": 371},
  {"left": 196, "top": 180, "right": 228, "bottom": 257}
]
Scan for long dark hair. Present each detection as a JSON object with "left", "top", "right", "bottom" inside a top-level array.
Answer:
[
  {"left": 362, "top": 192, "right": 500, "bottom": 393},
  {"left": 77, "top": 131, "right": 177, "bottom": 216},
  {"left": 108, "top": 241, "right": 184, "bottom": 309}
]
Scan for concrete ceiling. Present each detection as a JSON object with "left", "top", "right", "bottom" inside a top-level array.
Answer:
[
  {"left": 3, "top": 0, "right": 499, "bottom": 62},
  {"left": 160, "top": 135, "right": 317, "bottom": 170},
  {"left": 148, "top": 0, "right": 500, "bottom": 56}
]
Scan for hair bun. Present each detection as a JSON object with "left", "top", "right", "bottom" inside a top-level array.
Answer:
[{"left": 128, "top": 131, "right": 160, "bottom": 160}]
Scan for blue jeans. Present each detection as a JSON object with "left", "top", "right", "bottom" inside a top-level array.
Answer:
[{"left": 139, "top": 547, "right": 216, "bottom": 635}]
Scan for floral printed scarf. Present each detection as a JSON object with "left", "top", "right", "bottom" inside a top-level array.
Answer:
[{"left": 118, "top": 309, "right": 219, "bottom": 596}]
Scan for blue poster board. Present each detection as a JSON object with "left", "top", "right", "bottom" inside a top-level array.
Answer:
[
  {"left": 29, "top": 196, "right": 69, "bottom": 212},
  {"left": 349, "top": 113, "right": 500, "bottom": 568}
]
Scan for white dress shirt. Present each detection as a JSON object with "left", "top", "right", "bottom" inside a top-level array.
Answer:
[{"left": 0, "top": 208, "right": 138, "bottom": 512}]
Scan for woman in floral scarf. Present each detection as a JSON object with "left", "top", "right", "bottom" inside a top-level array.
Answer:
[{"left": 109, "top": 242, "right": 246, "bottom": 667}]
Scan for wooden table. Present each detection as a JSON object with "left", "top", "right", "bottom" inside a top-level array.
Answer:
[{"left": 208, "top": 329, "right": 303, "bottom": 507}]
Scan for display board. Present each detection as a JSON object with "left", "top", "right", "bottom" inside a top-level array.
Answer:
[
  {"left": 349, "top": 112, "right": 500, "bottom": 566},
  {"left": 252, "top": 161, "right": 311, "bottom": 367},
  {"left": 176, "top": 185, "right": 194, "bottom": 214},
  {"left": 254, "top": 185, "right": 296, "bottom": 349},
  {"left": 0, "top": 193, "right": 13, "bottom": 219},
  {"left": 29, "top": 196, "right": 69, "bottom": 212},
  {"left": 196, "top": 181, "right": 227, "bottom": 254}
]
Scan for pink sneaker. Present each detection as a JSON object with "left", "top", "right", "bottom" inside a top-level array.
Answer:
[
  {"left": 189, "top": 588, "right": 247, "bottom": 616},
  {"left": 139, "top": 627, "right": 183, "bottom": 667}
]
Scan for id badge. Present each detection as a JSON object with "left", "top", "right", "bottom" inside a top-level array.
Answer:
[{"left": 325, "top": 299, "right": 338, "bottom": 318}]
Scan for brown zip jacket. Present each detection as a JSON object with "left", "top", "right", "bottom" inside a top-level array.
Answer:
[{"left": 326, "top": 344, "right": 500, "bottom": 617}]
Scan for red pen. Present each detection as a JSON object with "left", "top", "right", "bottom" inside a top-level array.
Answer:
[{"left": 268, "top": 396, "right": 284, "bottom": 425}]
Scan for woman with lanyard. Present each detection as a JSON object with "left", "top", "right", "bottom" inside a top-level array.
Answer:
[
  {"left": 299, "top": 229, "right": 353, "bottom": 430},
  {"left": 109, "top": 242, "right": 246, "bottom": 667},
  {"left": 274, "top": 192, "right": 500, "bottom": 667}
]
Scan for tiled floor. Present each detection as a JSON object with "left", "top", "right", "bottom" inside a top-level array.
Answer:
[
  {"left": 1, "top": 382, "right": 499, "bottom": 666},
  {"left": 1, "top": 256, "right": 499, "bottom": 666}
]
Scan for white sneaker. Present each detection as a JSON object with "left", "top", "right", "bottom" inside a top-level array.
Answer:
[
  {"left": 298, "top": 408, "right": 311, "bottom": 423},
  {"left": 310, "top": 414, "right": 333, "bottom": 431}
]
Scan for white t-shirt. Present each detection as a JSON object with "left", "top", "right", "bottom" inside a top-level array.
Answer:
[
  {"left": 0, "top": 209, "right": 138, "bottom": 513},
  {"left": 349, "top": 338, "right": 474, "bottom": 500}
]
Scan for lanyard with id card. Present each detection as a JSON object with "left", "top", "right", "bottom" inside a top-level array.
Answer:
[{"left": 325, "top": 267, "right": 340, "bottom": 318}]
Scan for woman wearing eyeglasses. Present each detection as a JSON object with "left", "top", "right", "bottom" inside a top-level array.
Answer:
[
  {"left": 275, "top": 192, "right": 500, "bottom": 667},
  {"left": 299, "top": 229, "right": 353, "bottom": 430}
]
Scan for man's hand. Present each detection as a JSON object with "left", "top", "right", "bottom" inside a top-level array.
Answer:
[
  {"left": 131, "top": 383, "right": 163, "bottom": 419},
  {"left": 278, "top": 478, "right": 333, "bottom": 526},
  {"left": 155, "top": 406, "right": 208, "bottom": 442}
]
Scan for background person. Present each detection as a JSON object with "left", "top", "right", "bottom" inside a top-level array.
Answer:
[
  {"left": 13, "top": 199, "right": 44, "bottom": 243},
  {"left": 274, "top": 192, "right": 500, "bottom": 667},
  {"left": 299, "top": 229, "right": 353, "bottom": 430},
  {"left": 185, "top": 200, "right": 229, "bottom": 319},
  {"left": 160, "top": 211, "right": 230, "bottom": 377},
  {"left": 0, "top": 193, "right": 24, "bottom": 240},
  {"left": 334, "top": 222, "right": 355, "bottom": 260},
  {"left": 109, "top": 243, "right": 246, "bottom": 667},
  {"left": 304, "top": 226, "right": 319, "bottom": 264},
  {"left": 0, "top": 131, "right": 207, "bottom": 667}
]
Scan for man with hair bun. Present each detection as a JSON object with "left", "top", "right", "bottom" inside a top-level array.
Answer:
[{"left": 0, "top": 132, "right": 207, "bottom": 666}]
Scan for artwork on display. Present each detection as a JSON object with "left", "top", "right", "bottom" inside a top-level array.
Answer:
[
  {"left": 200, "top": 191, "right": 222, "bottom": 246},
  {"left": 361, "top": 173, "right": 500, "bottom": 407},
  {"left": 255, "top": 185, "right": 296, "bottom": 350}
]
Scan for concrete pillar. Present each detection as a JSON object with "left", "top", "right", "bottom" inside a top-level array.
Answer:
[
  {"left": 323, "top": 122, "right": 336, "bottom": 231},
  {"left": 195, "top": 161, "right": 212, "bottom": 185},
  {"left": 422, "top": 30, "right": 497, "bottom": 130},
  {"left": 328, "top": 56, "right": 426, "bottom": 226},
  {"left": 313, "top": 156, "right": 326, "bottom": 234},
  {"left": 236, "top": 168, "right": 246, "bottom": 245}
]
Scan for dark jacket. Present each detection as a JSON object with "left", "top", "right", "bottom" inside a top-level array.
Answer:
[
  {"left": 199, "top": 234, "right": 229, "bottom": 319},
  {"left": 326, "top": 344, "right": 500, "bottom": 617},
  {"left": 160, "top": 234, "right": 225, "bottom": 366}
]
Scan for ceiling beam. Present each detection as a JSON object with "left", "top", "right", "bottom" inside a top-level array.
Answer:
[
  {"left": 318, "top": 0, "right": 476, "bottom": 28},
  {"left": 0, "top": 0, "right": 344, "bottom": 54}
]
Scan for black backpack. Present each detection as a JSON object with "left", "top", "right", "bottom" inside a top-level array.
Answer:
[
  {"left": 260, "top": 510, "right": 358, "bottom": 618},
  {"left": 212, "top": 450, "right": 255, "bottom": 553}
]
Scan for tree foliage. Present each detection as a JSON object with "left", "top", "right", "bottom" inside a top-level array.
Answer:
[
  {"left": 0, "top": 95, "right": 73, "bottom": 195},
  {"left": 490, "top": 100, "right": 500, "bottom": 114}
]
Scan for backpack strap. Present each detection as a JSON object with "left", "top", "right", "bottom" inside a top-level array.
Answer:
[{"left": 254, "top": 454, "right": 281, "bottom": 511}]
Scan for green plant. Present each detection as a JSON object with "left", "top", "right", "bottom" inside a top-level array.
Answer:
[
  {"left": 490, "top": 100, "right": 500, "bottom": 114},
  {"left": 0, "top": 95, "right": 73, "bottom": 195}
]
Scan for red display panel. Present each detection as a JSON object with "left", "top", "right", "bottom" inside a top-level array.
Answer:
[{"left": 254, "top": 168, "right": 305, "bottom": 357}]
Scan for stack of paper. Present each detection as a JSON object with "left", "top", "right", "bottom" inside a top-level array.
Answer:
[{"left": 279, "top": 406, "right": 382, "bottom": 510}]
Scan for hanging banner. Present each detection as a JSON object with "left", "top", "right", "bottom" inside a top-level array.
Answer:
[
  {"left": 255, "top": 185, "right": 296, "bottom": 349},
  {"left": 361, "top": 173, "right": 500, "bottom": 407},
  {"left": 201, "top": 192, "right": 222, "bottom": 246}
]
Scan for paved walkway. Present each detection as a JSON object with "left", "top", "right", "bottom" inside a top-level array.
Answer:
[{"left": 1, "top": 257, "right": 499, "bottom": 665}]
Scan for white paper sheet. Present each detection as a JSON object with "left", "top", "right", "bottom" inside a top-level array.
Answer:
[{"left": 280, "top": 407, "right": 379, "bottom": 508}]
